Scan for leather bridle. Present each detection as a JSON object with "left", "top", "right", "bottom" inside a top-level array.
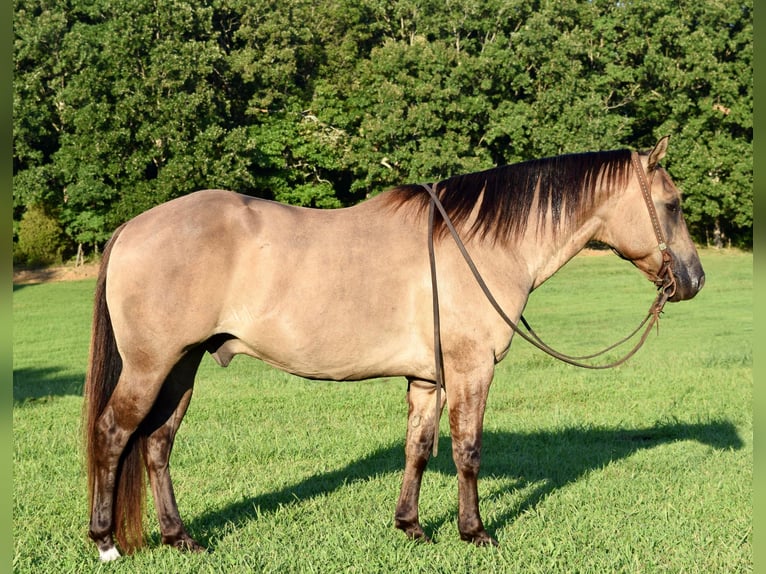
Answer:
[
  {"left": 629, "top": 151, "right": 677, "bottom": 298},
  {"left": 421, "top": 151, "right": 677, "bottom": 456}
]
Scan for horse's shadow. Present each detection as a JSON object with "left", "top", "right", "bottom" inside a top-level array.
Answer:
[
  {"left": 185, "top": 419, "right": 743, "bottom": 547},
  {"left": 13, "top": 367, "right": 84, "bottom": 404}
]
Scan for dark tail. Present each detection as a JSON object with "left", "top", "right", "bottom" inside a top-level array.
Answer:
[{"left": 84, "top": 223, "right": 147, "bottom": 554}]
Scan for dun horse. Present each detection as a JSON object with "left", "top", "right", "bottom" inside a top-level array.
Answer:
[{"left": 84, "top": 138, "right": 704, "bottom": 560}]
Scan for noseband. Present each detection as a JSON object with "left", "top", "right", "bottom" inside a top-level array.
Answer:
[{"left": 421, "top": 152, "right": 678, "bottom": 456}]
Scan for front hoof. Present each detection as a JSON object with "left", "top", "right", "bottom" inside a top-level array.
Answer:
[
  {"left": 461, "top": 531, "right": 498, "bottom": 547},
  {"left": 475, "top": 534, "right": 499, "bottom": 547},
  {"left": 395, "top": 520, "right": 432, "bottom": 543},
  {"left": 409, "top": 532, "right": 434, "bottom": 544}
]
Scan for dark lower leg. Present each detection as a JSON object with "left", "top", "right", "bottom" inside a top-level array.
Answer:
[
  {"left": 142, "top": 351, "right": 204, "bottom": 552},
  {"left": 453, "top": 439, "right": 496, "bottom": 546},
  {"left": 145, "top": 455, "right": 204, "bottom": 551},
  {"left": 89, "top": 466, "right": 121, "bottom": 559},
  {"left": 88, "top": 406, "right": 137, "bottom": 560},
  {"left": 448, "top": 384, "right": 498, "bottom": 547},
  {"left": 394, "top": 379, "right": 445, "bottom": 541}
]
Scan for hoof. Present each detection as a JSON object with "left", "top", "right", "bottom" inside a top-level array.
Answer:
[
  {"left": 461, "top": 531, "right": 498, "bottom": 547},
  {"left": 175, "top": 539, "right": 207, "bottom": 553},
  {"left": 166, "top": 534, "right": 207, "bottom": 553},
  {"left": 98, "top": 547, "right": 121, "bottom": 562},
  {"left": 474, "top": 535, "right": 499, "bottom": 547},
  {"left": 408, "top": 532, "right": 434, "bottom": 544},
  {"left": 91, "top": 533, "right": 121, "bottom": 562},
  {"left": 395, "top": 520, "right": 432, "bottom": 543}
]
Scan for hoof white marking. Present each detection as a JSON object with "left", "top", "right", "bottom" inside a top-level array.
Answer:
[{"left": 99, "top": 547, "right": 121, "bottom": 562}]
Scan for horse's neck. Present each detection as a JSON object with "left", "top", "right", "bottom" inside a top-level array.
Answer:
[{"left": 523, "top": 214, "right": 604, "bottom": 290}]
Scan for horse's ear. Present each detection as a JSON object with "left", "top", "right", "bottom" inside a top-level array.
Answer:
[{"left": 647, "top": 136, "right": 670, "bottom": 171}]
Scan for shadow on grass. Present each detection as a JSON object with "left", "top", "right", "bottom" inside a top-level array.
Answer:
[
  {"left": 13, "top": 272, "right": 60, "bottom": 291},
  {"left": 185, "top": 419, "right": 743, "bottom": 549},
  {"left": 13, "top": 367, "right": 85, "bottom": 404}
]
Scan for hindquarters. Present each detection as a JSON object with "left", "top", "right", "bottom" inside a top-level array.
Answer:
[
  {"left": 84, "top": 224, "right": 145, "bottom": 557},
  {"left": 85, "top": 223, "right": 177, "bottom": 558},
  {"left": 83, "top": 193, "right": 234, "bottom": 558}
]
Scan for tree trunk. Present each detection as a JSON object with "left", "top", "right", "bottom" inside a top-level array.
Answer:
[{"left": 713, "top": 219, "right": 724, "bottom": 249}]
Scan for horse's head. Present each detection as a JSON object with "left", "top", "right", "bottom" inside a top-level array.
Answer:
[{"left": 600, "top": 137, "right": 705, "bottom": 302}]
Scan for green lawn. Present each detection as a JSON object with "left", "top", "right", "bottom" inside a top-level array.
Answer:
[{"left": 13, "top": 249, "right": 751, "bottom": 573}]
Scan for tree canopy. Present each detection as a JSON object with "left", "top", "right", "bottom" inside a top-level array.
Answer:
[{"left": 13, "top": 0, "right": 752, "bottom": 262}]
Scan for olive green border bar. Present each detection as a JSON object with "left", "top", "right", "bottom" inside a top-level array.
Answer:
[
  {"left": 3, "top": 0, "right": 14, "bottom": 567},
  {"left": 752, "top": 3, "right": 762, "bottom": 571}
]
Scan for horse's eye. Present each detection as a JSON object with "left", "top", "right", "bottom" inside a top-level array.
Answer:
[{"left": 666, "top": 200, "right": 680, "bottom": 214}]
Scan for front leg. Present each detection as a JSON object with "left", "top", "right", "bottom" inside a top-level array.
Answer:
[
  {"left": 448, "top": 373, "right": 498, "bottom": 546},
  {"left": 394, "top": 378, "right": 445, "bottom": 541}
]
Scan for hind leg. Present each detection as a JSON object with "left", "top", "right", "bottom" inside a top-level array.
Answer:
[
  {"left": 141, "top": 349, "right": 205, "bottom": 552},
  {"left": 394, "top": 378, "right": 446, "bottom": 541},
  {"left": 88, "top": 364, "right": 170, "bottom": 561}
]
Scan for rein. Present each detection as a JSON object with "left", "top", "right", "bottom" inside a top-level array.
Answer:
[{"left": 422, "top": 151, "right": 676, "bottom": 456}]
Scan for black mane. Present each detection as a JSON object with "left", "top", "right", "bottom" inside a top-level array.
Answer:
[{"left": 386, "top": 149, "right": 633, "bottom": 244}]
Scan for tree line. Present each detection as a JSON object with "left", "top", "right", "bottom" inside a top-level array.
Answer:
[{"left": 13, "top": 0, "right": 752, "bottom": 264}]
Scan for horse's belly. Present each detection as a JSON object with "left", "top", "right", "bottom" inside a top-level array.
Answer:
[
  {"left": 216, "top": 245, "right": 431, "bottom": 380},
  {"left": 210, "top": 323, "right": 425, "bottom": 381}
]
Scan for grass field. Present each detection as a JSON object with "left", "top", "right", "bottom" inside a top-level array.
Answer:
[{"left": 13, "top": 249, "right": 751, "bottom": 573}]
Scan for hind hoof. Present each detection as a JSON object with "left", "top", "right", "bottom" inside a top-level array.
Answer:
[
  {"left": 165, "top": 534, "right": 207, "bottom": 553},
  {"left": 98, "top": 546, "right": 121, "bottom": 562}
]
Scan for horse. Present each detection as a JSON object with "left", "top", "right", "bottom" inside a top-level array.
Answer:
[{"left": 84, "top": 137, "right": 704, "bottom": 561}]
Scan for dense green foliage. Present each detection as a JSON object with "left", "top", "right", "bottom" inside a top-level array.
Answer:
[
  {"left": 13, "top": 251, "right": 752, "bottom": 571},
  {"left": 13, "top": 0, "right": 752, "bottom": 262},
  {"left": 14, "top": 203, "right": 66, "bottom": 265}
]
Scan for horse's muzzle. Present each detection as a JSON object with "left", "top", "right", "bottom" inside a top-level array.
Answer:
[{"left": 668, "top": 260, "right": 705, "bottom": 302}]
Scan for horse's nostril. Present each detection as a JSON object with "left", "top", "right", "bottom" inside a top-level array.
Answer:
[{"left": 697, "top": 274, "right": 706, "bottom": 291}]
